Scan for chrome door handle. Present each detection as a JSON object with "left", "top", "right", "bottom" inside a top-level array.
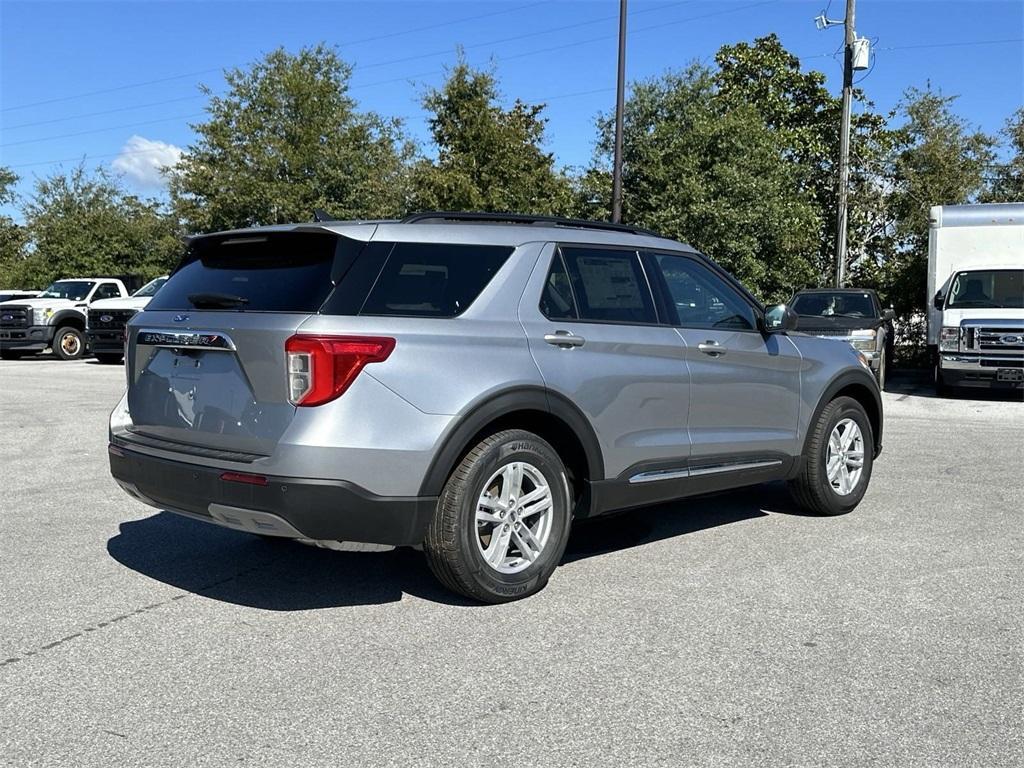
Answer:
[
  {"left": 544, "top": 331, "right": 586, "bottom": 348},
  {"left": 698, "top": 340, "right": 726, "bottom": 356}
]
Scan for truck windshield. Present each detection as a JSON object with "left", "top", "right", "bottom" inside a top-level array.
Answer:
[
  {"left": 38, "top": 281, "right": 95, "bottom": 301},
  {"left": 947, "top": 270, "right": 1024, "bottom": 309},
  {"left": 792, "top": 292, "right": 876, "bottom": 318},
  {"left": 132, "top": 277, "right": 168, "bottom": 298}
]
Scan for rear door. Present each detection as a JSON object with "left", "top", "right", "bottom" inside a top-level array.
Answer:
[
  {"left": 126, "top": 229, "right": 363, "bottom": 456},
  {"left": 519, "top": 244, "right": 690, "bottom": 481},
  {"left": 643, "top": 251, "right": 801, "bottom": 462}
]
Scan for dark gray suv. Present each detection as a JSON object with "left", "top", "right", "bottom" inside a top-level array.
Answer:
[{"left": 109, "top": 213, "right": 883, "bottom": 602}]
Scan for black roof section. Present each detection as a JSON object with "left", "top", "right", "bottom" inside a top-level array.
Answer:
[
  {"left": 794, "top": 287, "right": 879, "bottom": 294},
  {"left": 399, "top": 211, "right": 663, "bottom": 238}
]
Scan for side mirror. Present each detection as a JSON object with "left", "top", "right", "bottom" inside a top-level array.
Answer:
[
  {"left": 933, "top": 292, "right": 944, "bottom": 310},
  {"left": 762, "top": 304, "right": 799, "bottom": 333},
  {"left": 883, "top": 308, "right": 895, "bottom": 321}
]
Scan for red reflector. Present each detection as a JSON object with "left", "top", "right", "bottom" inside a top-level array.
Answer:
[
  {"left": 284, "top": 334, "right": 395, "bottom": 407},
  {"left": 220, "top": 472, "right": 269, "bottom": 487}
]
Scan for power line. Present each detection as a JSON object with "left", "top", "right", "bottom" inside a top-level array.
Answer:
[
  {"left": 0, "top": 114, "right": 205, "bottom": 149},
  {"left": 0, "top": 0, "right": 548, "bottom": 113},
  {"left": 3, "top": 95, "right": 205, "bottom": 131}
]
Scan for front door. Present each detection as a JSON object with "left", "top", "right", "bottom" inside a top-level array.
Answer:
[{"left": 643, "top": 251, "right": 802, "bottom": 464}]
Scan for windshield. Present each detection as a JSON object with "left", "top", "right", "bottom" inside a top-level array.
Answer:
[
  {"left": 947, "top": 269, "right": 1024, "bottom": 309},
  {"left": 38, "top": 281, "right": 95, "bottom": 301},
  {"left": 132, "top": 277, "right": 168, "bottom": 298},
  {"left": 792, "top": 291, "right": 877, "bottom": 318}
]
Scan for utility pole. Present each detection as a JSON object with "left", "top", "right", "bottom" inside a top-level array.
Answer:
[
  {"left": 611, "top": 0, "right": 627, "bottom": 224},
  {"left": 833, "top": 0, "right": 856, "bottom": 287}
]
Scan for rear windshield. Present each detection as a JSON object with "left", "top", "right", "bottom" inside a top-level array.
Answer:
[{"left": 148, "top": 232, "right": 339, "bottom": 313}]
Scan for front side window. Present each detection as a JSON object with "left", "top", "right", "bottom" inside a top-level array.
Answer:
[
  {"left": 947, "top": 269, "right": 1024, "bottom": 309},
  {"left": 92, "top": 283, "right": 121, "bottom": 301},
  {"left": 558, "top": 246, "right": 657, "bottom": 324},
  {"left": 648, "top": 253, "right": 756, "bottom": 330},
  {"left": 39, "top": 281, "right": 94, "bottom": 301}
]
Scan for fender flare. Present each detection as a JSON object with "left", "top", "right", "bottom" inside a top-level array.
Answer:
[
  {"left": 49, "top": 309, "right": 86, "bottom": 331},
  {"left": 418, "top": 386, "right": 604, "bottom": 497},
  {"left": 803, "top": 368, "right": 883, "bottom": 458}
]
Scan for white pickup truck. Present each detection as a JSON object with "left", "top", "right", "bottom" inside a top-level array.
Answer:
[
  {"left": 929, "top": 203, "right": 1024, "bottom": 394},
  {"left": 86, "top": 276, "right": 168, "bottom": 364},
  {"left": 0, "top": 278, "right": 130, "bottom": 360}
]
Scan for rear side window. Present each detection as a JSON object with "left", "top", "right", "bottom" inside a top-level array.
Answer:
[
  {"left": 558, "top": 246, "right": 657, "bottom": 324},
  {"left": 358, "top": 243, "right": 513, "bottom": 318},
  {"left": 148, "top": 232, "right": 340, "bottom": 313}
]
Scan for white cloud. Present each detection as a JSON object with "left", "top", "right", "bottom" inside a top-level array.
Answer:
[{"left": 111, "top": 135, "right": 183, "bottom": 188}]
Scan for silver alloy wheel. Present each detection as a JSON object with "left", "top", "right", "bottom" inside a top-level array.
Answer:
[
  {"left": 60, "top": 331, "right": 81, "bottom": 357},
  {"left": 826, "top": 418, "right": 864, "bottom": 496},
  {"left": 474, "top": 461, "right": 554, "bottom": 574}
]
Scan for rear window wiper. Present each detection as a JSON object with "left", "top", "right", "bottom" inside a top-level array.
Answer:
[{"left": 187, "top": 292, "right": 250, "bottom": 309}]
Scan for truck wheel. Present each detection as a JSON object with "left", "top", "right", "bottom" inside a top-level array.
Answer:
[
  {"left": 95, "top": 353, "right": 124, "bottom": 365},
  {"left": 424, "top": 429, "right": 573, "bottom": 603},
  {"left": 788, "top": 396, "right": 874, "bottom": 516},
  {"left": 0, "top": 350, "right": 23, "bottom": 360},
  {"left": 52, "top": 327, "right": 86, "bottom": 360},
  {"left": 934, "top": 363, "right": 950, "bottom": 397}
]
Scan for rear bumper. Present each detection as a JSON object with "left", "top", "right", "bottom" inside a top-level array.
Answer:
[
  {"left": 109, "top": 445, "right": 437, "bottom": 546},
  {"left": 0, "top": 325, "right": 54, "bottom": 351}
]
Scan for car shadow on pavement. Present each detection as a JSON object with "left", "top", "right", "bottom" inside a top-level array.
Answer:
[{"left": 107, "top": 483, "right": 800, "bottom": 610}]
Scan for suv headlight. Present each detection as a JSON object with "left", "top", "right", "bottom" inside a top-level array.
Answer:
[
  {"left": 32, "top": 307, "right": 53, "bottom": 325},
  {"left": 939, "top": 326, "right": 960, "bottom": 352},
  {"left": 849, "top": 329, "right": 877, "bottom": 352}
]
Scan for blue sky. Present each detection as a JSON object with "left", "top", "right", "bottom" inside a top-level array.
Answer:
[{"left": 1, "top": 0, "right": 1021, "bottom": 220}]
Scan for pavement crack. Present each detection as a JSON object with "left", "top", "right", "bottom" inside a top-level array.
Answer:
[{"left": 1, "top": 554, "right": 284, "bottom": 670}]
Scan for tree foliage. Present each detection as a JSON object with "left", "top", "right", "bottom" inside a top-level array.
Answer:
[
  {"left": 0, "top": 167, "right": 29, "bottom": 286},
  {"left": 13, "top": 165, "right": 179, "bottom": 288},
  {"left": 984, "top": 107, "right": 1024, "bottom": 203},
  {"left": 591, "top": 63, "right": 820, "bottom": 302},
  {"left": 169, "top": 45, "right": 411, "bottom": 232},
  {"left": 410, "top": 59, "right": 573, "bottom": 215}
]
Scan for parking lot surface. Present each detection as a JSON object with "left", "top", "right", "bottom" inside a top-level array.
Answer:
[{"left": 1, "top": 357, "right": 1021, "bottom": 767}]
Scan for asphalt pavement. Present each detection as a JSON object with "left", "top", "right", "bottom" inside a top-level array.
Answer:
[{"left": 1, "top": 357, "right": 1021, "bottom": 767}]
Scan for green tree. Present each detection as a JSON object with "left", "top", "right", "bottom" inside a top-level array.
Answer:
[
  {"left": 0, "top": 167, "right": 30, "bottom": 286},
  {"left": 714, "top": 35, "right": 901, "bottom": 290},
  {"left": 591, "top": 64, "right": 820, "bottom": 302},
  {"left": 880, "top": 88, "right": 996, "bottom": 316},
  {"left": 169, "top": 45, "right": 411, "bottom": 232},
  {"left": 410, "top": 58, "right": 573, "bottom": 215},
  {"left": 16, "top": 164, "right": 179, "bottom": 288},
  {"left": 984, "top": 107, "right": 1024, "bottom": 202}
]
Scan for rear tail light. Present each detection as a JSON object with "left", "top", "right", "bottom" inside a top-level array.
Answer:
[{"left": 285, "top": 335, "right": 395, "bottom": 406}]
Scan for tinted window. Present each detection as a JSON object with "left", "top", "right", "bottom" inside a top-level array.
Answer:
[
  {"left": 792, "top": 291, "right": 877, "bottom": 318},
  {"left": 92, "top": 283, "right": 121, "bottom": 301},
  {"left": 148, "top": 232, "right": 339, "bottom": 313},
  {"left": 559, "top": 247, "right": 657, "bottom": 324},
  {"left": 133, "top": 277, "right": 168, "bottom": 298},
  {"left": 649, "top": 253, "right": 756, "bottom": 330},
  {"left": 540, "top": 251, "right": 578, "bottom": 320},
  {"left": 359, "top": 243, "right": 512, "bottom": 318}
]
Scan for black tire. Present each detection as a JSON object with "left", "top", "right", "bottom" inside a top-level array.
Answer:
[
  {"left": 0, "top": 350, "right": 23, "bottom": 360},
  {"left": 934, "top": 363, "right": 951, "bottom": 397},
  {"left": 788, "top": 396, "right": 874, "bottom": 516},
  {"left": 95, "top": 353, "right": 123, "bottom": 365},
  {"left": 52, "top": 326, "right": 86, "bottom": 360},
  {"left": 424, "top": 429, "right": 573, "bottom": 603}
]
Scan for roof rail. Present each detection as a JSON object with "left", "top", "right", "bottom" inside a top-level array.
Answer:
[{"left": 400, "top": 211, "right": 662, "bottom": 238}]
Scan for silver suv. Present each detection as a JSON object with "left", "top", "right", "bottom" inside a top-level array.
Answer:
[{"left": 109, "top": 212, "right": 883, "bottom": 602}]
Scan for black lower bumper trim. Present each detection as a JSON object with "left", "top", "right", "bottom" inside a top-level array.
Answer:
[{"left": 109, "top": 446, "right": 437, "bottom": 546}]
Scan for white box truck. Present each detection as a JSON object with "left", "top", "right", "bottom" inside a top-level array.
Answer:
[{"left": 929, "top": 203, "right": 1024, "bottom": 394}]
